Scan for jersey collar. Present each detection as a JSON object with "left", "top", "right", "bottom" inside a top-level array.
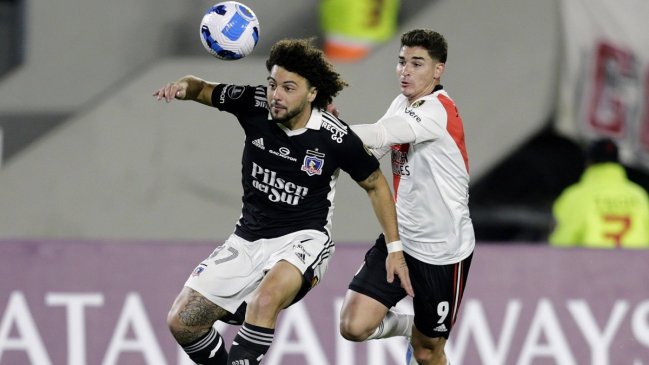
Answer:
[{"left": 275, "top": 108, "right": 323, "bottom": 136}]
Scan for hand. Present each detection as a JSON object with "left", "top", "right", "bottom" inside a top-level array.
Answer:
[
  {"left": 386, "top": 251, "right": 414, "bottom": 297},
  {"left": 153, "top": 80, "right": 188, "bottom": 102},
  {"left": 326, "top": 103, "right": 340, "bottom": 118}
]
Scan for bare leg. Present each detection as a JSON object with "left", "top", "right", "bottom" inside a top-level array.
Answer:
[
  {"left": 167, "top": 287, "right": 230, "bottom": 364},
  {"left": 409, "top": 325, "right": 448, "bottom": 365},
  {"left": 339, "top": 289, "right": 390, "bottom": 341},
  {"left": 167, "top": 286, "right": 228, "bottom": 344}
]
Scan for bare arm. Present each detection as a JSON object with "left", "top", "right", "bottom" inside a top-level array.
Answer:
[
  {"left": 357, "top": 169, "right": 414, "bottom": 297},
  {"left": 153, "top": 75, "right": 218, "bottom": 106}
]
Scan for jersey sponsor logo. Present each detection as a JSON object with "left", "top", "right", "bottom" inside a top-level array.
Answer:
[
  {"left": 269, "top": 146, "right": 297, "bottom": 162},
  {"left": 404, "top": 106, "right": 422, "bottom": 123},
  {"left": 251, "top": 162, "right": 309, "bottom": 205},
  {"left": 321, "top": 114, "right": 348, "bottom": 143},
  {"left": 227, "top": 85, "right": 245, "bottom": 99},
  {"left": 301, "top": 150, "right": 325, "bottom": 176},
  {"left": 252, "top": 137, "right": 265, "bottom": 150},
  {"left": 391, "top": 145, "right": 411, "bottom": 176}
]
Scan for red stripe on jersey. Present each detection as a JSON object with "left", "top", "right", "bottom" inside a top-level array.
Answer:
[
  {"left": 391, "top": 143, "right": 410, "bottom": 198},
  {"left": 437, "top": 94, "right": 469, "bottom": 173}
]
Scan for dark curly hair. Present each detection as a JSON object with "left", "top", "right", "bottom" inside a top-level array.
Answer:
[
  {"left": 266, "top": 38, "right": 348, "bottom": 110},
  {"left": 401, "top": 29, "right": 448, "bottom": 63}
]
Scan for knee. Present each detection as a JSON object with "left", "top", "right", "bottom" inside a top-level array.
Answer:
[
  {"left": 166, "top": 288, "right": 217, "bottom": 344},
  {"left": 339, "top": 316, "right": 373, "bottom": 342},
  {"left": 166, "top": 304, "right": 187, "bottom": 339},
  {"left": 411, "top": 337, "right": 446, "bottom": 364},
  {"left": 247, "top": 289, "right": 283, "bottom": 320}
]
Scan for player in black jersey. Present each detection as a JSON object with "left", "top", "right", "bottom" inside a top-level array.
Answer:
[{"left": 154, "top": 38, "right": 413, "bottom": 365}]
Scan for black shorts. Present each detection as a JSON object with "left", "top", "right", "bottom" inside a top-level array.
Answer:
[{"left": 348, "top": 235, "right": 472, "bottom": 339}]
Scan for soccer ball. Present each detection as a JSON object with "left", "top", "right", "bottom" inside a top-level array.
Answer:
[{"left": 199, "top": 1, "right": 260, "bottom": 60}]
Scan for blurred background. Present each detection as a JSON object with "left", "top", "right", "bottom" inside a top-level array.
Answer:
[{"left": 0, "top": 0, "right": 647, "bottom": 244}]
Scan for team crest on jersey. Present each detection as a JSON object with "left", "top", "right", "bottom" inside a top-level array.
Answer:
[
  {"left": 301, "top": 150, "right": 325, "bottom": 176},
  {"left": 411, "top": 100, "right": 425, "bottom": 108}
]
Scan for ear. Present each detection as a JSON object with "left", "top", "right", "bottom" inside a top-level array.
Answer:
[
  {"left": 434, "top": 63, "right": 445, "bottom": 79},
  {"left": 305, "top": 86, "right": 316, "bottom": 103}
]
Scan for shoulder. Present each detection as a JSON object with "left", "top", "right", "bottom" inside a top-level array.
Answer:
[
  {"left": 213, "top": 84, "right": 267, "bottom": 109},
  {"left": 318, "top": 110, "right": 352, "bottom": 144}
]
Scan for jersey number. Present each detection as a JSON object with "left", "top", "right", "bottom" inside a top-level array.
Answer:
[
  {"left": 210, "top": 246, "right": 239, "bottom": 265},
  {"left": 437, "top": 301, "right": 450, "bottom": 324},
  {"left": 603, "top": 214, "right": 632, "bottom": 247}
]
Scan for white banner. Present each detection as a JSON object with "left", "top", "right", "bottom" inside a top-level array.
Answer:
[{"left": 557, "top": 0, "right": 649, "bottom": 168}]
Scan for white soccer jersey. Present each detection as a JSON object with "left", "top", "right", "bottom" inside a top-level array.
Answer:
[{"left": 377, "top": 88, "right": 475, "bottom": 265}]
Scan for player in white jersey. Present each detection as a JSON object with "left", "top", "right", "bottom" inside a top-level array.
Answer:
[
  {"left": 154, "top": 39, "right": 412, "bottom": 365},
  {"left": 339, "top": 29, "right": 475, "bottom": 365}
]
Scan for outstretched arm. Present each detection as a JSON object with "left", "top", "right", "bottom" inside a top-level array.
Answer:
[
  {"left": 357, "top": 169, "right": 414, "bottom": 297},
  {"left": 153, "top": 75, "right": 219, "bottom": 106}
]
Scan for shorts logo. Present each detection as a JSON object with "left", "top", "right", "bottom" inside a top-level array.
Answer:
[
  {"left": 294, "top": 243, "right": 310, "bottom": 264},
  {"left": 434, "top": 323, "right": 448, "bottom": 332},
  {"left": 301, "top": 150, "right": 325, "bottom": 176}
]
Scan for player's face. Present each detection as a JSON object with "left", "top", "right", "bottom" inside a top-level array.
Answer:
[
  {"left": 267, "top": 65, "right": 317, "bottom": 129},
  {"left": 396, "top": 46, "right": 444, "bottom": 103}
]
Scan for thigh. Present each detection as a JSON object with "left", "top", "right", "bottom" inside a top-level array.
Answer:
[
  {"left": 184, "top": 234, "right": 265, "bottom": 318},
  {"left": 409, "top": 253, "right": 473, "bottom": 339},
  {"left": 170, "top": 286, "right": 229, "bottom": 326},
  {"left": 348, "top": 234, "right": 408, "bottom": 308},
  {"left": 340, "top": 288, "right": 390, "bottom": 330},
  {"left": 264, "top": 229, "right": 335, "bottom": 305}
]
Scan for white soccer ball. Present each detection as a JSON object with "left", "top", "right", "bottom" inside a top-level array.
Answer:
[{"left": 199, "top": 1, "right": 260, "bottom": 60}]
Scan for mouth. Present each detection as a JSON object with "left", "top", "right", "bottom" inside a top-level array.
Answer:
[{"left": 271, "top": 102, "right": 286, "bottom": 112}]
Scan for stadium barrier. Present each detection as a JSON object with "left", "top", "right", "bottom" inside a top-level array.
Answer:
[{"left": 1, "top": 240, "right": 648, "bottom": 365}]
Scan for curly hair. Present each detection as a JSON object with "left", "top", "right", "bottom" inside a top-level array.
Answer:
[
  {"left": 266, "top": 38, "right": 348, "bottom": 110},
  {"left": 401, "top": 29, "right": 448, "bottom": 63}
]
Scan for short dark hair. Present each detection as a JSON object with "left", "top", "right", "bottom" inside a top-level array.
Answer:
[
  {"left": 587, "top": 138, "right": 619, "bottom": 164},
  {"left": 400, "top": 29, "right": 448, "bottom": 63},
  {"left": 265, "top": 38, "right": 348, "bottom": 110}
]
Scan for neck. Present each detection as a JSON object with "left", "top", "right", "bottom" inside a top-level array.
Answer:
[
  {"left": 407, "top": 81, "right": 440, "bottom": 104},
  {"left": 283, "top": 108, "right": 313, "bottom": 130}
]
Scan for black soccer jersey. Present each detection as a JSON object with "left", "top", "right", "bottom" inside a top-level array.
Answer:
[{"left": 212, "top": 83, "right": 380, "bottom": 241}]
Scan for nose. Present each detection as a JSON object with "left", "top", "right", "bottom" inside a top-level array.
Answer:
[{"left": 273, "top": 87, "right": 284, "bottom": 101}]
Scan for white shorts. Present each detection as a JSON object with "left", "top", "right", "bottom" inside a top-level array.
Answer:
[{"left": 184, "top": 229, "right": 334, "bottom": 315}]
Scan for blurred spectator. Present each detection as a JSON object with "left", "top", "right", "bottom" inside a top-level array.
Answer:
[
  {"left": 549, "top": 138, "right": 649, "bottom": 248},
  {"left": 320, "top": 0, "right": 400, "bottom": 62}
]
